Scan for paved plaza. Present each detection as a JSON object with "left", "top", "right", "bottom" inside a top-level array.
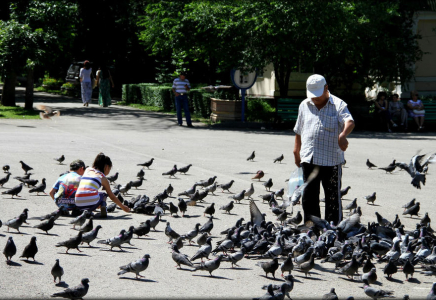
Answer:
[{"left": 0, "top": 89, "right": 436, "bottom": 299}]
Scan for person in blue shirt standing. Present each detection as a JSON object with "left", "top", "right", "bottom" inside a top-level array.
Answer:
[{"left": 172, "top": 72, "right": 193, "bottom": 127}]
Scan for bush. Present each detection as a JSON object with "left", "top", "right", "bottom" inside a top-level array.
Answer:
[
  {"left": 42, "top": 75, "right": 63, "bottom": 90},
  {"left": 246, "top": 98, "right": 275, "bottom": 122}
]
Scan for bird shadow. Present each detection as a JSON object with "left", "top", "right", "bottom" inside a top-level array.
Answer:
[
  {"left": 295, "top": 274, "right": 323, "bottom": 280},
  {"left": 406, "top": 278, "right": 420, "bottom": 284},
  {"left": 22, "top": 260, "right": 44, "bottom": 265},
  {"left": 58, "top": 252, "right": 89, "bottom": 256},
  {"left": 192, "top": 274, "right": 233, "bottom": 280},
  {"left": 36, "top": 232, "right": 59, "bottom": 236},
  {"left": 55, "top": 282, "right": 69, "bottom": 288},
  {"left": 99, "top": 249, "right": 132, "bottom": 253},
  {"left": 260, "top": 275, "right": 283, "bottom": 281},
  {"left": 54, "top": 224, "right": 67, "bottom": 226},
  {"left": 105, "top": 215, "right": 132, "bottom": 220},
  {"left": 236, "top": 172, "right": 256, "bottom": 175},
  {"left": 222, "top": 267, "right": 252, "bottom": 271},
  {"left": 386, "top": 277, "right": 403, "bottom": 284},
  {"left": 0, "top": 233, "right": 5, "bottom": 237},
  {"left": 118, "top": 277, "right": 158, "bottom": 283},
  {"left": 120, "top": 246, "right": 139, "bottom": 250},
  {"left": 79, "top": 245, "right": 102, "bottom": 249},
  {"left": 6, "top": 261, "right": 22, "bottom": 267},
  {"left": 367, "top": 204, "right": 380, "bottom": 207},
  {"left": 5, "top": 231, "right": 29, "bottom": 235},
  {"left": 135, "top": 237, "right": 156, "bottom": 241}
]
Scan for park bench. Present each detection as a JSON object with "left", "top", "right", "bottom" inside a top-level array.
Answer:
[
  {"left": 276, "top": 98, "right": 302, "bottom": 122},
  {"left": 404, "top": 100, "right": 436, "bottom": 123}
]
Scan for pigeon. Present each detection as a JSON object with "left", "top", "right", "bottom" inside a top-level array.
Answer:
[
  {"left": 354, "top": 267, "right": 377, "bottom": 284},
  {"left": 166, "top": 184, "right": 174, "bottom": 196},
  {"left": 165, "top": 222, "right": 180, "bottom": 243},
  {"left": 81, "top": 225, "right": 102, "bottom": 246},
  {"left": 148, "top": 213, "right": 161, "bottom": 231},
  {"left": 204, "top": 182, "right": 217, "bottom": 195},
  {"left": 51, "top": 259, "right": 64, "bottom": 283},
  {"left": 171, "top": 244, "right": 194, "bottom": 269},
  {"left": 323, "top": 288, "right": 338, "bottom": 300},
  {"left": 36, "top": 104, "right": 60, "bottom": 120},
  {"left": 275, "top": 188, "right": 285, "bottom": 200},
  {"left": 383, "top": 259, "right": 398, "bottom": 278},
  {"left": 19, "top": 208, "right": 29, "bottom": 224},
  {"left": 181, "top": 223, "right": 201, "bottom": 244},
  {"left": 106, "top": 203, "right": 117, "bottom": 213},
  {"left": 175, "top": 198, "right": 187, "bottom": 217},
  {"left": 42, "top": 207, "right": 66, "bottom": 221},
  {"left": 252, "top": 170, "right": 265, "bottom": 181},
  {"left": 130, "top": 177, "right": 144, "bottom": 189},
  {"left": 345, "top": 198, "right": 357, "bottom": 212},
  {"left": 338, "top": 256, "right": 359, "bottom": 278},
  {"left": 13, "top": 173, "right": 33, "bottom": 183},
  {"left": 340, "top": 186, "right": 351, "bottom": 198},
  {"left": 5, "top": 214, "right": 27, "bottom": 233},
  {"left": 256, "top": 258, "right": 279, "bottom": 278},
  {"left": 106, "top": 172, "right": 119, "bottom": 184},
  {"left": 321, "top": 244, "right": 347, "bottom": 269},
  {"left": 178, "top": 184, "right": 198, "bottom": 197},
  {"left": 54, "top": 155, "right": 65, "bottom": 164},
  {"left": 3, "top": 236, "right": 16, "bottom": 262},
  {"left": 402, "top": 202, "right": 420, "bottom": 218},
  {"left": 204, "top": 203, "right": 215, "bottom": 217},
  {"left": 250, "top": 200, "right": 265, "bottom": 227},
  {"left": 364, "top": 192, "right": 376, "bottom": 205},
  {"left": 199, "top": 216, "right": 214, "bottom": 234},
  {"left": 230, "top": 190, "right": 245, "bottom": 203},
  {"left": 299, "top": 253, "right": 315, "bottom": 277},
  {"left": 379, "top": 164, "right": 396, "bottom": 173},
  {"left": 397, "top": 154, "right": 429, "bottom": 189},
  {"left": 132, "top": 220, "right": 150, "bottom": 239},
  {"left": 117, "top": 254, "right": 150, "bottom": 279},
  {"left": 287, "top": 211, "right": 302, "bottom": 226},
  {"left": 2, "top": 165, "right": 10, "bottom": 173},
  {"left": 169, "top": 202, "right": 179, "bottom": 217},
  {"left": 97, "top": 230, "right": 125, "bottom": 251},
  {"left": 22, "top": 178, "right": 39, "bottom": 187},
  {"left": 0, "top": 172, "right": 11, "bottom": 187},
  {"left": 263, "top": 178, "right": 273, "bottom": 191},
  {"left": 19, "top": 160, "right": 33, "bottom": 174},
  {"left": 19, "top": 236, "right": 38, "bottom": 261},
  {"left": 121, "top": 226, "right": 134, "bottom": 246},
  {"left": 280, "top": 253, "right": 294, "bottom": 276},
  {"left": 191, "top": 237, "right": 212, "bottom": 262},
  {"left": 244, "top": 183, "right": 255, "bottom": 199},
  {"left": 222, "top": 247, "right": 247, "bottom": 268},
  {"left": 363, "top": 258, "right": 376, "bottom": 274},
  {"left": 362, "top": 279, "right": 394, "bottom": 299},
  {"left": 56, "top": 231, "right": 83, "bottom": 253},
  {"left": 274, "top": 154, "right": 284, "bottom": 163},
  {"left": 69, "top": 210, "right": 88, "bottom": 229},
  {"left": 193, "top": 254, "right": 224, "bottom": 276},
  {"left": 366, "top": 159, "right": 377, "bottom": 169},
  {"left": 33, "top": 216, "right": 55, "bottom": 234},
  {"left": 428, "top": 282, "right": 436, "bottom": 300},
  {"left": 375, "top": 212, "right": 392, "bottom": 227},
  {"left": 50, "top": 278, "right": 89, "bottom": 299},
  {"left": 29, "top": 178, "right": 47, "bottom": 195},
  {"left": 247, "top": 151, "right": 255, "bottom": 161},
  {"left": 79, "top": 217, "right": 93, "bottom": 233},
  {"left": 162, "top": 165, "right": 177, "bottom": 178},
  {"left": 1, "top": 183, "right": 24, "bottom": 198},
  {"left": 136, "top": 169, "right": 145, "bottom": 179},
  {"left": 218, "top": 180, "right": 234, "bottom": 193},
  {"left": 118, "top": 181, "right": 133, "bottom": 195},
  {"left": 421, "top": 212, "right": 431, "bottom": 226},
  {"left": 137, "top": 158, "right": 154, "bottom": 169},
  {"left": 402, "top": 259, "right": 414, "bottom": 281},
  {"left": 259, "top": 193, "right": 274, "bottom": 203},
  {"left": 177, "top": 164, "right": 192, "bottom": 174}
]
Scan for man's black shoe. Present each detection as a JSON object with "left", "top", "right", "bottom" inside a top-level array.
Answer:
[{"left": 187, "top": 124, "right": 194, "bottom": 128}]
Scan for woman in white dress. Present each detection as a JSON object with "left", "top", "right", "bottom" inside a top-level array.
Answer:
[{"left": 80, "top": 60, "right": 93, "bottom": 107}]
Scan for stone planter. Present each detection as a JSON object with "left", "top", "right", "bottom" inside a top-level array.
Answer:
[{"left": 210, "top": 98, "right": 244, "bottom": 123}]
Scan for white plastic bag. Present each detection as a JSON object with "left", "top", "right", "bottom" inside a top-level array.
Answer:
[{"left": 287, "top": 167, "right": 304, "bottom": 198}]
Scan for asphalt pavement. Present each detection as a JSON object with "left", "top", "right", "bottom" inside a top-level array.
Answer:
[{"left": 0, "top": 88, "right": 435, "bottom": 299}]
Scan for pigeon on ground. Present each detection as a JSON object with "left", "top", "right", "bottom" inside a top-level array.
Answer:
[
  {"left": 244, "top": 183, "right": 255, "bottom": 199},
  {"left": 137, "top": 158, "right": 154, "bottom": 169},
  {"left": 250, "top": 200, "right": 265, "bottom": 227},
  {"left": 3, "top": 236, "right": 16, "bottom": 262},
  {"left": 165, "top": 222, "right": 180, "bottom": 243},
  {"left": 69, "top": 210, "right": 88, "bottom": 229},
  {"left": 322, "top": 288, "right": 338, "bottom": 300},
  {"left": 428, "top": 282, "right": 436, "bottom": 300},
  {"left": 379, "top": 164, "right": 396, "bottom": 174},
  {"left": 1, "top": 183, "right": 24, "bottom": 198},
  {"left": 230, "top": 190, "right": 245, "bottom": 203},
  {"left": 5, "top": 214, "right": 27, "bottom": 233},
  {"left": 0, "top": 172, "right": 11, "bottom": 187},
  {"left": 177, "top": 164, "right": 192, "bottom": 174},
  {"left": 162, "top": 165, "right": 177, "bottom": 178},
  {"left": 321, "top": 244, "right": 347, "bottom": 269},
  {"left": 364, "top": 192, "right": 376, "bottom": 205},
  {"left": 169, "top": 202, "right": 179, "bottom": 217},
  {"left": 204, "top": 203, "right": 215, "bottom": 217},
  {"left": 263, "top": 178, "right": 273, "bottom": 191},
  {"left": 275, "top": 188, "right": 284, "bottom": 200},
  {"left": 19, "top": 161, "right": 33, "bottom": 174},
  {"left": 54, "top": 155, "right": 65, "bottom": 164},
  {"left": 81, "top": 225, "right": 102, "bottom": 246},
  {"left": 29, "top": 178, "right": 47, "bottom": 195},
  {"left": 106, "top": 203, "right": 117, "bottom": 213},
  {"left": 259, "top": 193, "right": 274, "bottom": 203},
  {"left": 176, "top": 198, "right": 187, "bottom": 217},
  {"left": 362, "top": 279, "right": 394, "bottom": 299},
  {"left": 41, "top": 207, "right": 66, "bottom": 221},
  {"left": 345, "top": 198, "right": 357, "bottom": 212},
  {"left": 299, "top": 253, "right": 315, "bottom": 277},
  {"left": 338, "top": 256, "right": 359, "bottom": 278},
  {"left": 247, "top": 151, "right": 255, "bottom": 161},
  {"left": 196, "top": 232, "right": 208, "bottom": 246},
  {"left": 55, "top": 232, "right": 83, "bottom": 254},
  {"left": 2, "top": 165, "right": 10, "bottom": 173},
  {"left": 50, "top": 278, "right": 89, "bottom": 299},
  {"left": 280, "top": 253, "right": 294, "bottom": 276},
  {"left": 97, "top": 230, "right": 125, "bottom": 251},
  {"left": 148, "top": 213, "right": 161, "bottom": 231},
  {"left": 199, "top": 216, "right": 214, "bottom": 234},
  {"left": 354, "top": 267, "right": 377, "bottom": 284},
  {"left": 421, "top": 212, "right": 431, "bottom": 226},
  {"left": 22, "top": 178, "right": 39, "bottom": 187},
  {"left": 172, "top": 244, "right": 194, "bottom": 269},
  {"left": 191, "top": 237, "right": 212, "bottom": 262},
  {"left": 117, "top": 254, "right": 150, "bottom": 279},
  {"left": 166, "top": 184, "right": 174, "bottom": 196},
  {"left": 193, "top": 254, "right": 224, "bottom": 276},
  {"left": 79, "top": 217, "right": 93, "bottom": 233},
  {"left": 383, "top": 259, "right": 398, "bottom": 278},
  {"left": 181, "top": 223, "right": 201, "bottom": 244},
  {"left": 402, "top": 202, "right": 420, "bottom": 218},
  {"left": 33, "top": 216, "right": 55, "bottom": 234},
  {"left": 366, "top": 159, "right": 377, "bottom": 169},
  {"left": 252, "top": 170, "right": 265, "bottom": 181},
  {"left": 133, "top": 220, "right": 151, "bottom": 239},
  {"left": 130, "top": 178, "right": 144, "bottom": 189},
  {"left": 222, "top": 247, "right": 247, "bottom": 268},
  {"left": 218, "top": 180, "right": 234, "bottom": 193},
  {"left": 51, "top": 259, "right": 64, "bottom": 283},
  {"left": 274, "top": 154, "right": 284, "bottom": 163},
  {"left": 106, "top": 172, "right": 119, "bottom": 184},
  {"left": 136, "top": 169, "right": 144, "bottom": 179},
  {"left": 219, "top": 201, "right": 234, "bottom": 215},
  {"left": 178, "top": 184, "right": 197, "bottom": 197},
  {"left": 375, "top": 212, "right": 392, "bottom": 227},
  {"left": 402, "top": 259, "right": 414, "bottom": 281},
  {"left": 204, "top": 182, "right": 217, "bottom": 195},
  {"left": 121, "top": 226, "right": 134, "bottom": 246},
  {"left": 256, "top": 258, "right": 279, "bottom": 278},
  {"left": 20, "top": 236, "right": 38, "bottom": 261}
]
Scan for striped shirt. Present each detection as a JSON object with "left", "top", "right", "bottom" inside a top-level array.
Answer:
[
  {"left": 75, "top": 168, "right": 104, "bottom": 207},
  {"left": 172, "top": 77, "right": 191, "bottom": 93},
  {"left": 294, "top": 93, "right": 353, "bottom": 166}
]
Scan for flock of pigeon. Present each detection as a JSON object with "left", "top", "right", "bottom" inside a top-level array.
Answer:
[{"left": 1, "top": 150, "right": 436, "bottom": 299}]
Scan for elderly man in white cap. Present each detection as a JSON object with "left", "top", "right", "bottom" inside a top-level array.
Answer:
[{"left": 293, "top": 74, "right": 355, "bottom": 225}]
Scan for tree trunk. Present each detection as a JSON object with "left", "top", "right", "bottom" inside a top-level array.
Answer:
[
  {"left": 24, "top": 67, "right": 34, "bottom": 110},
  {"left": 273, "top": 58, "right": 292, "bottom": 98},
  {"left": 1, "top": 70, "right": 17, "bottom": 106}
]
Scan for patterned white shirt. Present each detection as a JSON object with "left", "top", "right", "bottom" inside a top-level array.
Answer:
[
  {"left": 172, "top": 78, "right": 191, "bottom": 93},
  {"left": 294, "top": 93, "right": 353, "bottom": 166}
]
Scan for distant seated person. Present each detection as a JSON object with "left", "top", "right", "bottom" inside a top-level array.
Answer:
[
  {"left": 374, "top": 91, "right": 396, "bottom": 132},
  {"left": 407, "top": 91, "right": 425, "bottom": 131},
  {"left": 49, "top": 160, "right": 86, "bottom": 216},
  {"left": 389, "top": 94, "right": 408, "bottom": 130},
  {"left": 75, "top": 152, "right": 130, "bottom": 218}
]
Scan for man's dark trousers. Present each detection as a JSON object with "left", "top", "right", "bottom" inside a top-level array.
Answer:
[
  {"left": 301, "top": 161, "right": 343, "bottom": 225},
  {"left": 175, "top": 94, "right": 192, "bottom": 126}
]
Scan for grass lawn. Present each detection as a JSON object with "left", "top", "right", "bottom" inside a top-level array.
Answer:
[{"left": 0, "top": 105, "right": 40, "bottom": 119}]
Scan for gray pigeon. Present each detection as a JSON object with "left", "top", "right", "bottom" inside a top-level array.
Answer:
[
  {"left": 178, "top": 184, "right": 197, "bottom": 197},
  {"left": 275, "top": 188, "right": 284, "bottom": 200},
  {"left": 196, "top": 232, "right": 208, "bottom": 246},
  {"left": 97, "top": 230, "right": 125, "bottom": 251},
  {"left": 244, "top": 183, "right": 255, "bottom": 199},
  {"left": 1, "top": 183, "right": 24, "bottom": 198},
  {"left": 3, "top": 236, "right": 17, "bottom": 262},
  {"left": 20, "top": 236, "right": 38, "bottom": 261},
  {"left": 137, "top": 158, "right": 154, "bottom": 169},
  {"left": 51, "top": 278, "right": 90, "bottom": 299},
  {"left": 220, "top": 201, "right": 234, "bottom": 214},
  {"left": 364, "top": 192, "right": 376, "bottom": 205},
  {"left": 81, "top": 225, "right": 102, "bottom": 246},
  {"left": 177, "top": 198, "right": 188, "bottom": 217},
  {"left": 56, "top": 231, "right": 83, "bottom": 254},
  {"left": 345, "top": 198, "right": 357, "bottom": 212},
  {"left": 256, "top": 258, "right": 279, "bottom": 278},
  {"left": 403, "top": 202, "right": 420, "bottom": 218},
  {"left": 203, "top": 203, "right": 215, "bottom": 217},
  {"left": 106, "top": 172, "right": 119, "bottom": 184},
  {"left": 5, "top": 213, "right": 27, "bottom": 233},
  {"left": 181, "top": 223, "right": 201, "bottom": 244},
  {"left": 148, "top": 213, "right": 161, "bottom": 231},
  {"left": 402, "top": 198, "right": 415, "bottom": 211},
  {"left": 169, "top": 202, "right": 179, "bottom": 217},
  {"left": 280, "top": 253, "right": 294, "bottom": 276},
  {"left": 362, "top": 279, "right": 394, "bottom": 299},
  {"left": 177, "top": 164, "right": 192, "bottom": 174},
  {"left": 338, "top": 256, "right": 359, "bottom": 278},
  {"left": 354, "top": 267, "right": 377, "bottom": 284},
  {"left": 133, "top": 220, "right": 151, "bottom": 238},
  {"left": 117, "top": 254, "right": 150, "bottom": 279},
  {"left": 41, "top": 207, "right": 65, "bottom": 221},
  {"left": 262, "top": 275, "right": 294, "bottom": 300},
  {"left": 366, "top": 159, "right": 377, "bottom": 169},
  {"left": 247, "top": 151, "right": 255, "bottom": 161},
  {"left": 130, "top": 177, "right": 144, "bottom": 189},
  {"left": 274, "top": 154, "right": 284, "bottom": 163},
  {"left": 204, "top": 182, "right": 217, "bottom": 195},
  {"left": 199, "top": 216, "right": 214, "bottom": 234},
  {"left": 19, "top": 160, "right": 33, "bottom": 174},
  {"left": 171, "top": 244, "right": 194, "bottom": 269},
  {"left": 0, "top": 172, "right": 11, "bottom": 187},
  {"left": 162, "top": 164, "right": 177, "bottom": 178},
  {"left": 51, "top": 259, "right": 64, "bottom": 283},
  {"left": 230, "top": 190, "right": 246, "bottom": 203},
  {"left": 69, "top": 210, "right": 88, "bottom": 229},
  {"left": 222, "top": 247, "right": 246, "bottom": 268},
  {"left": 218, "top": 180, "right": 234, "bottom": 193},
  {"left": 79, "top": 217, "right": 93, "bottom": 233},
  {"left": 428, "top": 282, "right": 436, "bottom": 300},
  {"left": 323, "top": 288, "right": 338, "bottom": 300},
  {"left": 166, "top": 184, "right": 174, "bottom": 196},
  {"left": 193, "top": 254, "right": 224, "bottom": 276},
  {"left": 263, "top": 178, "right": 273, "bottom": 191},
  {"left": 54, "top": 155, "right": 65, "bottom": 164},
  {"left": 29, "top": 178, "right": 47, "bottom": 195},
  {"left": 165, "top": 222, "right": 180, "bottom": 243},
  {"left": 191, "top": 237, "right": 212, "bottom": 262}
]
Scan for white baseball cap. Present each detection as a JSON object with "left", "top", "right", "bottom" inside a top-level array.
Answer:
[{"left": 306, "top": 74, "right": 327, "bottom": 98}]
